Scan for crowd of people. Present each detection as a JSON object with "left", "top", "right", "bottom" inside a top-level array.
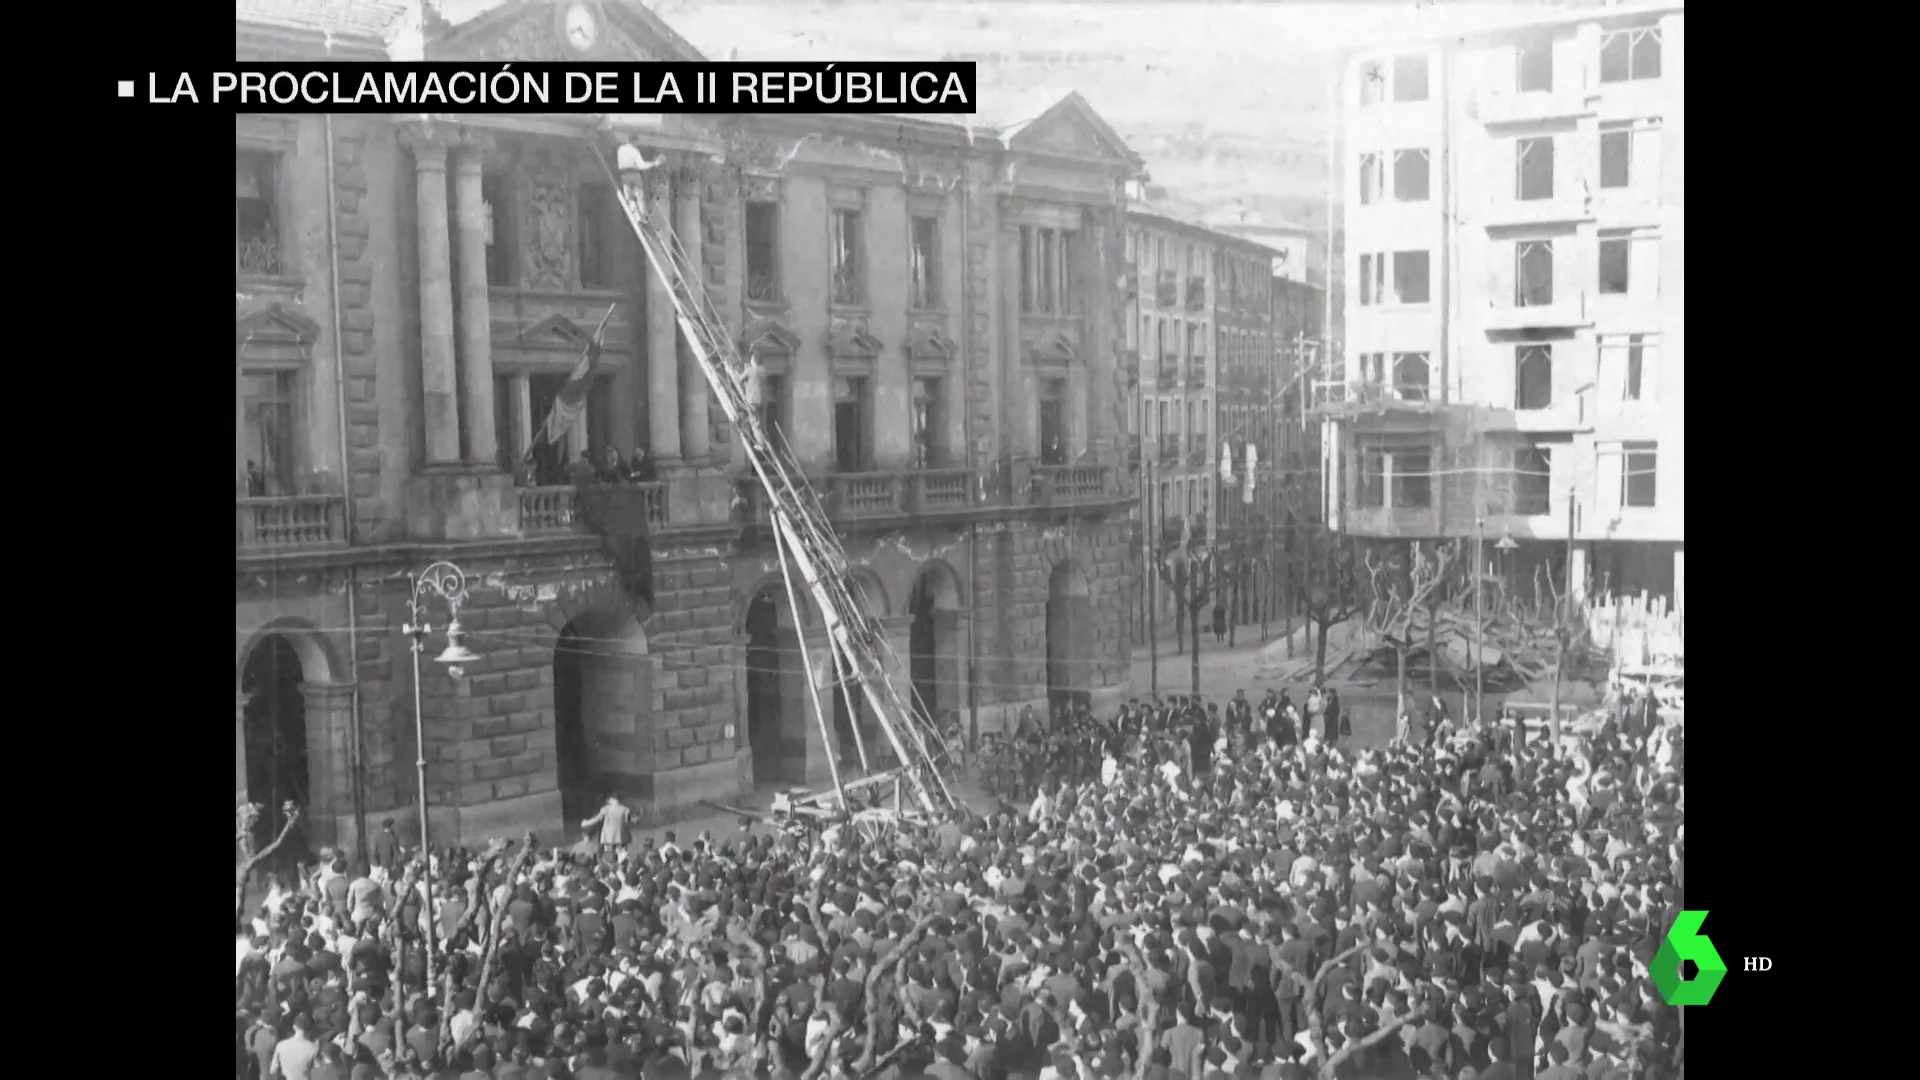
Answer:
[{"left": 236, "top": 679, "right": 1683, "bottom": 1080}]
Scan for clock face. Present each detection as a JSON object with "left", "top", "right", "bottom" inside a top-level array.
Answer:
[{"left": 563, "top": 4, "right": 599, "bottom": 52}]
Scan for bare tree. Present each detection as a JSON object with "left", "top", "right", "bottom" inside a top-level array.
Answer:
[
  {"left": 1481, "top": 563, "right": 1601, "bottom": 744},
  {"left": 235, "top": 799, "right": 301, "bottom": 929},
  {"left": 1157, "top": 530, "right": 1226, "bottom": 693},
  {"left": 1300, "top": 525, "right": 1364, "bottom": 683},
  {"left": 1362, "top": 541, "right": 1458, "bottom": 719}
]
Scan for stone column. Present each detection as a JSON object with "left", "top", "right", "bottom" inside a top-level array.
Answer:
[
  {"left": 236, "top": 691, "right": 251, "bottom": 802},
  {"left": 675, "top": 169, "right": 712, "bottom": 464},
  {"left": 509, "top": 375, "right": 533, "bottom": 467},
  {"left": 236, "top": 348, "right": 249, "bottom": 495},
  {"left": 645, "top": 168, "right": 682, "bottom": 464},
  {"left": 403, "top": 125, "right": 463, "bottom": 465},
  {"left": 451, "top": 134, "right": 500, "bottom": 468}
]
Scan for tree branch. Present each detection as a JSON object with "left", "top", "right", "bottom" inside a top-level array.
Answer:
[{"left": 235, "top": 801, "right": 302, "bottom": 928}]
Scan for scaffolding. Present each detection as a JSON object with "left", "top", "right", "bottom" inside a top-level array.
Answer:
[{"left": 601, "top": 145, "right": 957, "bottom": 819}]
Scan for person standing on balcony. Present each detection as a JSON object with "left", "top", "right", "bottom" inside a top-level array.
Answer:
[
  {"left": 629, "top": 448, "right": 657, "bottom": 482},
  {"left": 596, "top": 445, "right": 628, "bottom": 485},
  {"left": 566, "top": 450, "right": 597, "bottom": 488}
]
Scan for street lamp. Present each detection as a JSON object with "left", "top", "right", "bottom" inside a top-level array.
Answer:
[{"left": 402, "top": 560, "right": 479, "bottom": 990}]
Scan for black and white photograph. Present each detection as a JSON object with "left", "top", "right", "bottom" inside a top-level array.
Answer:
[{"left": 233, "top": 2, "right": 1685, "bottom": 1077}]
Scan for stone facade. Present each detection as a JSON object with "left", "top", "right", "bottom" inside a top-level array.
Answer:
[{"left": 235, "top": 0, "right": 1149, "bottom": 855}]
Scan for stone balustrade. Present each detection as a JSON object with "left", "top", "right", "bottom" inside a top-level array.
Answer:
[
  {"left": 517, "top": 482, "right": 666, "bottom": 535},
  {"left": 237, "top": 495, "right": 345, "bottom": 551},
  {"left": 1030, "top": 465, "right": 1111, "bottom": 506}
]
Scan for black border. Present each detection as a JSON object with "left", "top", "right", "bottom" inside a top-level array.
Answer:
[{"left": 117, "top": 4, "right": 1780, "bottom": 1070}]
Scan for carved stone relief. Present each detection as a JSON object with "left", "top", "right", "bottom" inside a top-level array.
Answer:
[{"left": 519, "top": 152, "right": 575, "bottom": 291}]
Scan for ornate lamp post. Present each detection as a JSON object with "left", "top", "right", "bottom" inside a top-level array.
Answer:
[{"left": 402, "top": 560, "right": 479, "bottom": 989}]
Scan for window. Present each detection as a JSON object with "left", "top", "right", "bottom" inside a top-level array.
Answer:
[
  {"left": 1359, "top": 61, "right": 1387, "bottom": 107},
  {"left": 1360, "top": 253, "right": 1381, "bottom": 306},
  {"left": 745, "top": 201, "right": 781, "bottom": 302},
  {"left": 1394, "top": 448, "right": 1432, "bottom": 508},
  {"left": 1600, "top": 129, "right": 1632, "bottom": 189},
  {"left": 1358, "top": 153, "right": 1384, "bottom": 205},
  {"left": 912, "top": 378, "right": 943, "bottom": 468},
  {"left": 1358, "top": 448, "right": 1386, "bottom": 509},
  {"left": 1392, "top": 353, "right": 1430, "bottom": 402},
  {"left": 1039, "top": 378, "right": 1067, "bottom": 465},
  {"left": 910, "top": 215, "right": 940, "bottom": 310},
  {"left": 1393, "top": 150, "right": 1430, "bottom": 202},
  {"left": 759, "top": 374, "right": 788, "bottom": 441},
  {"left": 1517, "top": 38, "right": 1554, "bottom": 93},
  {"left": 1600, "top": 26, "right": 1662, "bottom": 84},
  {"left": 1622, "top": 441, "right": 1658, "bottom": 508},
  {"left": 1020, "top": 226, "right": 1077, "bottom": 315},
  {"left": 1392, "top": 55, "right": 1430, "bottom": 102},
  {"left": 1624, "top": 335, "right": 1653, "bottom": 401},
  {"left": 1516, "top": 241, "right": 1554, "bottom": 307},
  {"left": 236, "top": 151, "right": 283, "bottom": 276},
  {"left": 1513, "top": 444, "right": 1552, "bottom": 515},
  {"left": 482, "top": 173, "right": 516, "bottom": 287},
  {"left": 1392, "top": 250, "right": 1431, "bottom": 304},
  {"left": 830, "top": 209, "right": 864, "bottom": 306},
  {"left": 1599, "top": 237, "right": 1631, "bottom": 294},
  {"left": 1357, "top": 352, "right": 1386, "bottom": 389},
  {"left": 241, "top": 370, "right": 296, "bottom": 495},
  {"left": 1515, "top": 345, "right": 1553, "bottom": 410},
  {"left": 1516, "top": 137, "right": 1555, "bottom": 201},
  {"left": 577, "top": 183, "right": 614, "bottom": 290},
  {"left": 832, "top": 376, "right": 869, "bottom": 471}
]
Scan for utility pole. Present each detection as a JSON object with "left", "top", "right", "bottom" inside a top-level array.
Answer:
[
  {"left": 1474, "top": 516, "right": 1486, "bottom": 725},
  {"left": 1146, "top": 458, "right": 1158, "bottom": 697}
]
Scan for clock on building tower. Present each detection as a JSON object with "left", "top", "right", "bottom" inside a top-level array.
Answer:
[{"left": 560, "top": 3, "right": 600, "bottom": 54}]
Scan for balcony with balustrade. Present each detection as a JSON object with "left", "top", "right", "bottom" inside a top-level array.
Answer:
[
  {"left": 516, "top": 482, "right": 668, "bottom": 536},
  {"left": 237, "top": 495, "right": 347, "bottom": 552},
  {"left": 1186, "top": 358, "right": 1208, "bottom": 389},
  {"left": 1029, "top": 465, "right": 1112, "bottom": 507}
]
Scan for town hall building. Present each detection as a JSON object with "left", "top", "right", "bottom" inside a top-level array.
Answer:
[{"left": 235, "top": 0, "right": 1145, "bottom": 850}]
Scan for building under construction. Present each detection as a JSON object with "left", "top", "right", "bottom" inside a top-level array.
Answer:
[{"left": 1319, "top": 0, "right": 1684, "bottom": 614}]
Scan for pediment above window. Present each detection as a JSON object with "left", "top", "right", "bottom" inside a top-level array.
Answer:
[
  {"left": 742, "top": 317, "right": 799, "bottom": 371},
  {"left": 425, "top": 0, "right": 703, "bottom": 64},
  {"left": 827, "top": 321, "right": 884, "bottom": 361},
  {"left": 906, "top": 324, "right": 956, "bottom": 362},
  {"left": 236, "top": 298, "right": 319, "bottom": 368},
  {"left": 1024, "top": 329, "right": 1079, "bottom": 366}
]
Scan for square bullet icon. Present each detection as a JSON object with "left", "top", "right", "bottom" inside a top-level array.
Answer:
[{"left": 117, "top": 80, "right": 135, "bottom": 98}]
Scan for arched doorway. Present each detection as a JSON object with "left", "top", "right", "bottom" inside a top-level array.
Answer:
[
  {"left": 552, "top": 611, "right": 651, "bottom": 825},
  {"left": 744, "top": 587, "right": 791, "bottom": 787},
  {"left": 908, "top": 563, "right": 964, "bottom": 734},
  {"left": 241, "top": 634, "right": 309, "bottom": 853},
  {"left": 1046, "top": 560, "right": 1093, "bottom": 716},
  {"left": 832, "top": 571, "right": 888, "bottom": 771}
]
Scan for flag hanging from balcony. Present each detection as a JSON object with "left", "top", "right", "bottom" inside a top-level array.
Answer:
[
  {"left": 1243, "top": 442, "right": 1257, "bottom": 504},
  {"left": 535, "top": 304, "right": 618, "bottom": 449},
  {"left": 1220, "top": 441, "right": 1235, "bottom": 483},
  {"left": 576, "top": 484, "right": 655, "bottom": 611}
]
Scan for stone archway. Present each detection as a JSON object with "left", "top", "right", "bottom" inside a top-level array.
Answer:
[
  {"left": 908, "top": 561, "right": 965, "bottom": 736},
  {"left": 240, "top": 635, "right": 310, "bottom": 854},
  {"left": 743, "top": 584, "right": 801, "bottom": 788},
  {"left": 832, "top": 570, "right": 889, "bottom": 771},
  {"left": 1046, "top": 560, "right": 1093, "bottom": 717},
  {"left": 552, "top": 609, "right": 650, "bottom": 824}
]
